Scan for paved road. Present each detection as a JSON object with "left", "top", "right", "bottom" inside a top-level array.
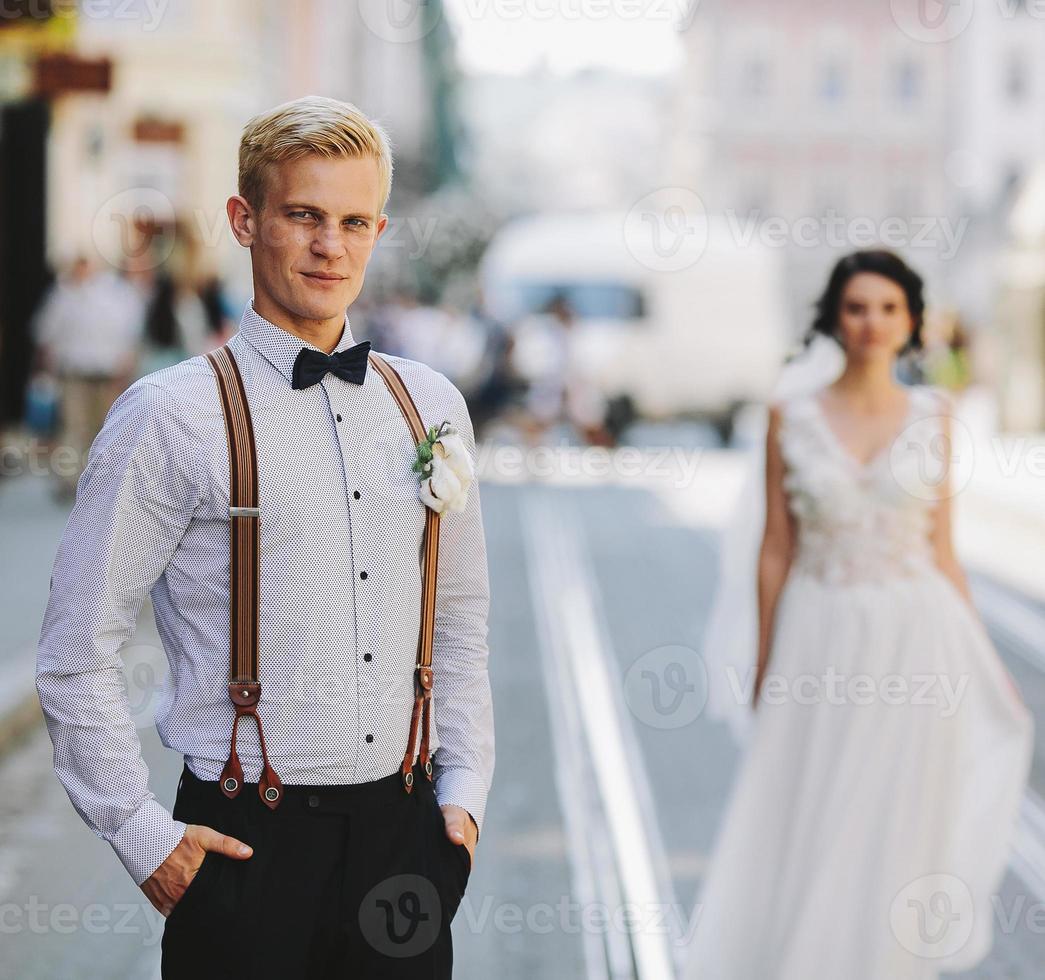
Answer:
[{"left": 3, "top": 461, "right": 1045, "bottom": 978}]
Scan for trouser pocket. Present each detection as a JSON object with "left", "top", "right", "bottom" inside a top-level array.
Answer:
[{"left": 423, "top": 779, "right": 471, "bottom": 925}]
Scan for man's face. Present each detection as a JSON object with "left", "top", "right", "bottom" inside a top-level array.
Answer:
[{"left": 244, "top": 153, "right": 388, "bottom": 332}]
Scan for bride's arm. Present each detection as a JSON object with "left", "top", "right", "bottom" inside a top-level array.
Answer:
[
  {"left": 754, "top": 404, "right": 796, "bottom": 707},
  {"left": 928, "top": 403, "right": 975, "bottom": 607}
]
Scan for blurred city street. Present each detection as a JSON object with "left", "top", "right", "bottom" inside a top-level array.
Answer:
[
  {"left": 4, "top": 415, "right": 1045, "bottom": 978},
  {"left": 4, "top": 0, "right": 1045, "bottom": 978}
]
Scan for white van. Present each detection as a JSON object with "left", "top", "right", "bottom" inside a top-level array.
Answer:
[{"left": 479, "top": 210, "right": 790, "bottom": 439}]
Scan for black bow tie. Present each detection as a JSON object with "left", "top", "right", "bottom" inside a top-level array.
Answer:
[{"left": 292, "top": 341, "right": 372, "bottom": 390}]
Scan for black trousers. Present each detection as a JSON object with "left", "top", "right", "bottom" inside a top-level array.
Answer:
[{"left": 161, "top": 761, "right": 471, "bottom": 979}]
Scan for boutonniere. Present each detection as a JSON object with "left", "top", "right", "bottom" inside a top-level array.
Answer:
[{"left": 412, "top": 421, "right": 474, "bottom": 514}]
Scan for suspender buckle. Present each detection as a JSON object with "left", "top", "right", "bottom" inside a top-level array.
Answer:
[
  {"left": 414, "top": 665, "right": 433, "bottom": 694},
  {"left": 229, "top": 506, "right": 260, "bottom": 518},
  {"left": 230, "top": 680, "right": 261, "bottom": 707}
]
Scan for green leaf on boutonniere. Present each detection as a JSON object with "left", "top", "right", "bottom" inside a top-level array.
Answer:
[{"left": 412, "top": 420, "right": 454, "bottom": 481}]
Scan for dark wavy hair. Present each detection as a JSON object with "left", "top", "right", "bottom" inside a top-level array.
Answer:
[{"left": 804, "top": 249, "right": 925, "bottom": 354}]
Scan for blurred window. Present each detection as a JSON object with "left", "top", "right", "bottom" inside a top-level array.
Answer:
[
  {"left": 503, "top": 282, "right": 647, "bottom": 321},
  {"left": 740, "top": 57, "right": 770, "bottom": 101},
  {"left": 894, "top": 59, "right": 921, "bottom": 105},
  {"left": 817, "top": 60, "right": 847, "bottom": 104},
  {"left": 1005, "top": 51, "right": 1028, "bottom": 103}
]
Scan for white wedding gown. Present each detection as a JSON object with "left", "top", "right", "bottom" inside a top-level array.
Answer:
[{"left": 683, "top": 385, "right": 1034, "bottom": 980}]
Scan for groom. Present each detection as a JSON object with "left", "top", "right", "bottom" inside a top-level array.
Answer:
[{"left": 36, "top": 95, "right": 494, "bottom": 978}]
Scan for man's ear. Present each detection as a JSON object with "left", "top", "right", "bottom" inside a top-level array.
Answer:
[
  {"left": 227, "top": 195, "right": 256, "bottom": 247},
  {"left": 374, "top": 213, "right": 390, "bottom": 244}
]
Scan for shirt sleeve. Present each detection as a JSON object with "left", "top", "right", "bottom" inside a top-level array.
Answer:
[
  {"left": 430, "top": 387, "right": 495, "bottom": 840},
  {"left": 36, "top": 378, "right": 203, "bottom": 886}
]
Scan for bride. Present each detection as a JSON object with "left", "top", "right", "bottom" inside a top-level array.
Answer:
[{"left": 683, "top": 250, "right": 1033, "bottom": 979}]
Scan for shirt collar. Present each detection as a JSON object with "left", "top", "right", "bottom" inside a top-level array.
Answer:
[{"left": 238, "top": 300, "right": 358, "bottom": 385}]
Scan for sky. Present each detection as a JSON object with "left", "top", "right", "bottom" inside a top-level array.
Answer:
[{"left": 443, "top": 0, "right": 688, "bottom": 76}]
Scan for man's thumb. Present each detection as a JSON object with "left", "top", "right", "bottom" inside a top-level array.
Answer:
[{"left": 197, "top": 826, "right": 253, "bottom": 860}]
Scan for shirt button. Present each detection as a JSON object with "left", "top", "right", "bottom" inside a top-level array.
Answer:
[
  {"left": 307, "top": 794, "right": 319, "bottom": 808},
  {"left": 363, "top": 653, "right": 372, "bottom": 662},
  {"left": 359, "top": 571, "right": 368, "bottom": 580},
  {"left": 336, "top": 414, "right": 342, "bottom": 422},
  {"left": 353, "top": 490, "right": 361, "bottom": 500},
  {"left": 365, "top": 734, "right": 373, "bottom": 743}
]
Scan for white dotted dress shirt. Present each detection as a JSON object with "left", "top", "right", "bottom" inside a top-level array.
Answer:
[{"left": 36, "top": 302, "right": 495, "bottom": 886}]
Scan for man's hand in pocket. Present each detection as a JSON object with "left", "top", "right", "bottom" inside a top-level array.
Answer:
[{"left": 141, "top": 825, "right": 254, "bottom": 916}]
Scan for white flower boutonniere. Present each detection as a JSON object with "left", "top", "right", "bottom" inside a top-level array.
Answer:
[{"left": 413, "top": 421, "right": 474, "bottom": 514}]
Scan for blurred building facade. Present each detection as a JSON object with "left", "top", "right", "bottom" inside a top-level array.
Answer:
[
  {"left": 672, "top": 0, "right": 952, "bottom": 336},
  {"left": 460, "top": 66, "right": 670, "bottom": 215},
  {"left": 673, "top": 0, "right": 1045, "bottom": 428}
]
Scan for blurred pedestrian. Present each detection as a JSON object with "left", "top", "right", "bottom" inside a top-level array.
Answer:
[
  {"left": 198, "top": 273, "right": 237, "bottom": 347},
  {"left": 32, "top": 255, "right": 144, "bottom": 500},
  {"left": 467, "top": 297, "right": 527, "bottom": 438},
  {"left": 512, "top": 293, "right": 611, "bottom": 446},
  {"left": 137, "top": 272, "right": 211, "bottom": 376},
  {"left": 685, "top": 250, "right": 1033, "bottom": 979}
]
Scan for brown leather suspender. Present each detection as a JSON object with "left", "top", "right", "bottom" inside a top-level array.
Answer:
[
  {"left": 205, "top": 345, "right": 283, "bottom": 809},
  {"left": 204, "top": 344, "right": 441, "bottom": 809},
  {"left": 367, "top": 352, "right": 441, "bottom": 793}
]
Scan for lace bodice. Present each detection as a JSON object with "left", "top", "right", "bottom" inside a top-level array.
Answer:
[{"left": 778, "top": 385, "right": 950, "bottom": 586}]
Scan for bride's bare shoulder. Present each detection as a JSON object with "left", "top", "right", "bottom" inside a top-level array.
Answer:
[{"left": 768, "top": 389, "right": 818, "bottom": 420}]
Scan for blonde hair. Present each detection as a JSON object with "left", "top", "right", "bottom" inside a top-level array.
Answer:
[{"left": 238, "top": 95, "right": 394, "bottom": 213}]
